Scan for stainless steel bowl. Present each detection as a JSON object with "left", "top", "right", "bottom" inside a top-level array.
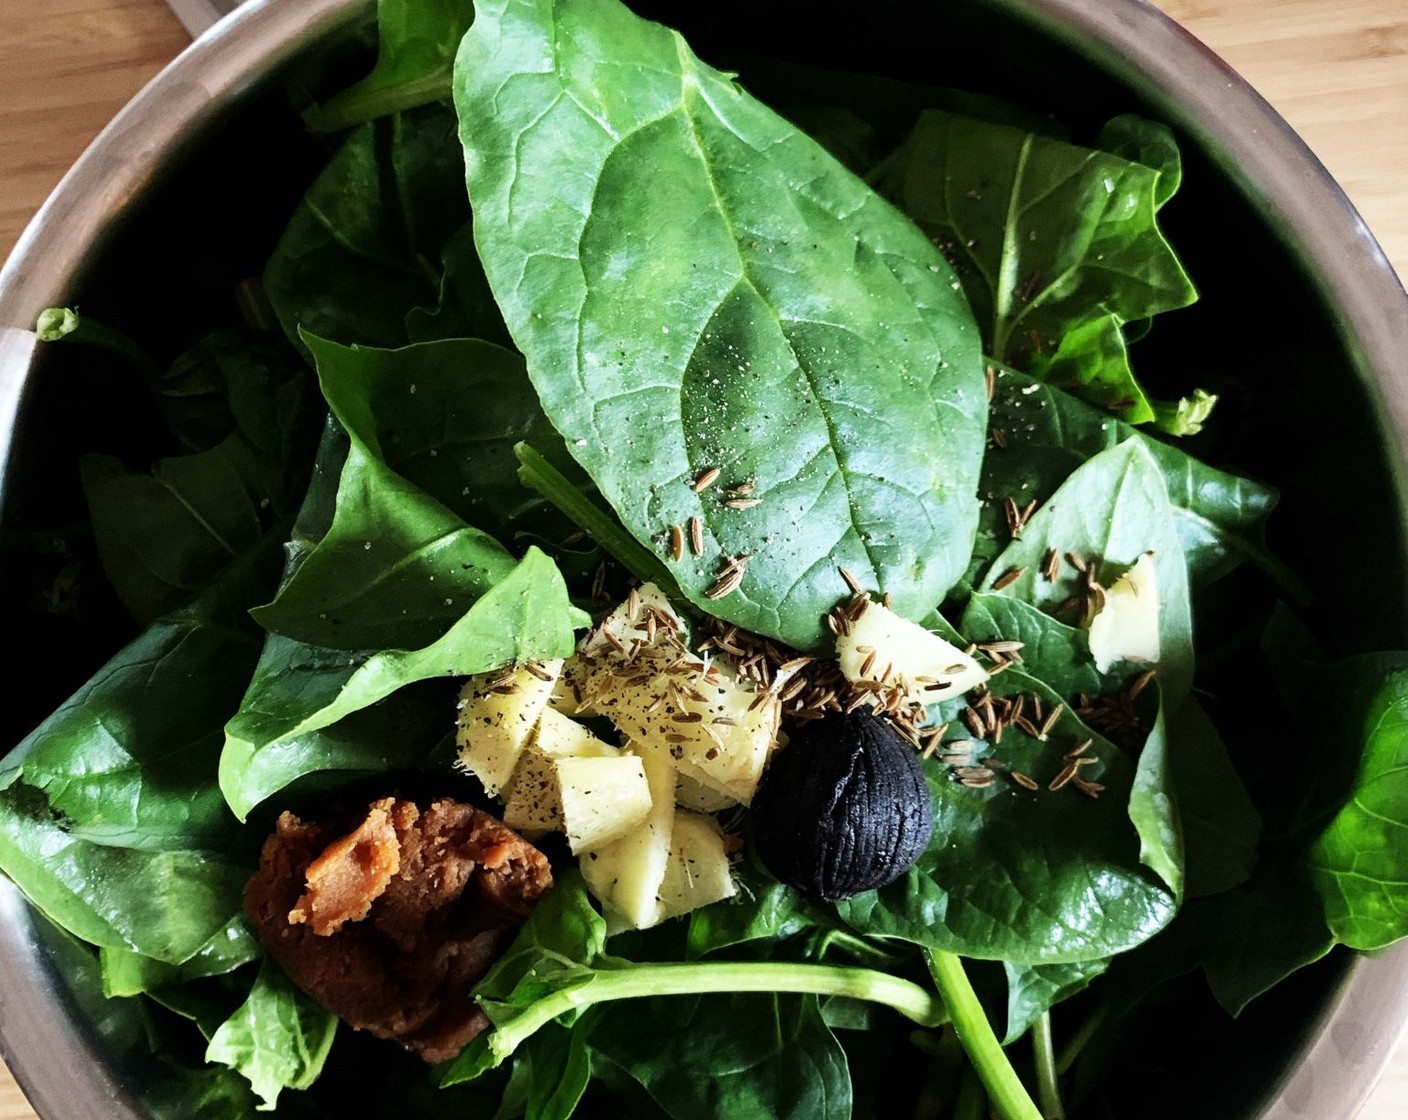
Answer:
[{"left": 2, "top": 1, "right": 1406, "bottom": 1117}]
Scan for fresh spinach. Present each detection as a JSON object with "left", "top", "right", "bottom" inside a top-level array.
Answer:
[
  {"left": 205, "top": 959, "right": 338, "bottom": 1110},
  {"left": 99, "top": 916, "right": 260, "bottom": 998},
  {"left": 874, "top": 110, "right": 1197, "bottom": 425},
  {"left": 78, "top": 330, "right": 311, "bottom": 624},
  {"left": 1002, "top": 959, "right": 1108, "bottom": 1046},
  {"left": 222, "top": 546, "right": 583, "bottom": 819},
  {"left": 1165, "top": 698, "right": 1261, "bottom": 900},
  {"left": 1306, "top": 652, "right": 1408, "bottom": 949},
  {"left": 838, "top": 667, "right": 1177, "bottom": 964},
  {"left": 264, "top": 105, "right": 473, "bottom": 350},
  {"left": 304, "top": 0, "right": 476, "bottom": 132},
  {"left": 982, "top": 366, "right": 1284, "bottom": 592},
  {"left": 455, "top": 0, "right": 987, "bottom": 652},
  {"left": 593, "top": 993, "right": 851, "bottom": 1120},
  {"left": 980, "top": 438, "right": 1194, "bottom": 705},
  {"left": 0, "top": 542, "right": 282, "bottom": 963}
]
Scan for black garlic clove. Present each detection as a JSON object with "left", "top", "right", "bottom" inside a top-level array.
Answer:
[{"left": 750, "top": 709, "right": 934, "bottom": 900}]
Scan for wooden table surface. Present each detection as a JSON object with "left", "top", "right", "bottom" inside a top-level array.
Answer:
[{"left": 0, "top": 0, "right": 1405, "bottom": 1117}]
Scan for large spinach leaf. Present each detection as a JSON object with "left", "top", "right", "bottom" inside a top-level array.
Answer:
[
  {"left": 875, "top": 110, "right": 1196, "bottom": 424},
  {"left": 455, "top": 0, "right": 987, "bottom": 652},
  {"left": 980, "top": 439, "right": 1194, "bottom": 705},
  {"left": 980, "top": 366, "right": 1282, "bottom": 591},
  {"left": 837, "top": 667, "right": 1176, "bottom": 963}
]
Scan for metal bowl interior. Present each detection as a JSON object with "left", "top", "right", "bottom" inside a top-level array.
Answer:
[{"left": 1, "top": 0, "right": 1406, "bottom": 1117}]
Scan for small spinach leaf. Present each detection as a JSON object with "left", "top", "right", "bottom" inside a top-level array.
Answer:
[
  {"left": 875, "top": 110, "right": 1196, "bottom": 423},
  {"left": 1307, "top": 652, "right": 1408, "bottom": 950},
  {"left": 980, "top": 438, "right": 1194, "bottom": 705},
  {"left": 304, "top": 0, "right": 475, "bottom": 132},
  {"left": 592, "top": 993, "right": 851, "bottom": 1120},
  {"left": 455, "top": 0, "right": 986, "bottom": 652},
  {"left": 1167, "top": 698, "right": 1261, "bottom": 899},
  {"left": 79, "top": 333, "right": 311, "bottom": 624},
  {"left": 100, "top": 916, "right": 260, "bottom": 997},
  {"left": 981, "top": 366, "right": 1282, "bottom": 591},
  {"left": 222, "top": 546, "right": 583, "bottom": 819},
  {"left": 960, "top": 592, "right": 1111, "bottom": 698},
  {"left": 1129, "top": 699, "right": 1183, "bottom": 902},
  {"left": 205, "top": 960, "right": 338, "bottom": 1110},
  {"left": 1002, "top": 958, "right": 1108, "bottom": 1044},
  {"left": 0, "top": 783, "right": 249, "bottom": 965},
  {"left": 264, "top": 105, "right": 472, "bottom": 350}
]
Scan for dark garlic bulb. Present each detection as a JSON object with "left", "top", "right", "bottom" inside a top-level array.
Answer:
[{"left": 750, "top": 710, "right": 933, "bottom": 900}]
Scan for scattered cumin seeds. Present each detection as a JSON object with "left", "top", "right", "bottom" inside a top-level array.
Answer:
[
  {"left": 838, "top": 566, "right": 864, "bottom": 595},
  {"left": 728, "top": 481, "right": 756, "bottom": 497},
  {"left": 691, "top": 466, "right": 721, "bottom": 492},
  {"left": 523, "top": 662, "right": 554, "bottom": 682},
  {"left": 1011, "top": 771, "right": 1039, "bottom": 791},
  {"left": 985, "top": 365, "right": 996, "bottom": 401},
  {"left": 991, "top": 566, "right": 1024, "bottom": 591},
  {"left": 1065, "top": 552, "right": 1087, "bottom": 574},
  {"left": 724, "top": 498, "right": 763, "bottom": 510},
  {"left": 1042, "top": 547, "right": 1061, "bottom": 583},
  {"left": 979, "top": 640, "right": 1025, "bottom": 655},
  {"left": 991, "top": 427, "right": 1008, "bottom": 449},
  {"left": 1065, "top": 738, "right": 1094, "bottom": 759},
  {"left": 688, "top": 516, "right": 704, "bottom": 556},
  {"left": 668, "top": 524, "right": 684, "bottom": 562},
  {"left": 1073, "top": 778, "right": 1105, "bottom": 799}
]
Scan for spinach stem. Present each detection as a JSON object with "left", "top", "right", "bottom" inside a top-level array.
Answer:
[
  {"left": 304, "top": 72, "right": 453, "bottom": 133},
  {"left": 1056, "top": 1005, "right": 1107, "bottom": 1076},
  {"left": 514, "top": 442, "right": 684, "bottom": 599},
  {"left": 34, "top": 307, "right": 159, "bottom": 381},
  {"left": 1032, "top": 1012, "right": 1065, "bottom": 1119},
  {"left": 485, "top": 961, "right": 948, "bottom": 1065},
  {"left": 813, "top": 928, "right": 905, "bottom": 969},
  {"left": 925, "top": 950, "right": 1043, "bottom": 1120}
]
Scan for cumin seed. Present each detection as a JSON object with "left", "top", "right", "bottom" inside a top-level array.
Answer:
[
  {"left": 991, "top": 566, "right": 1025, "bottom": 591},
  {"left": 1011, "top": 771, "right": 1039, "bottom": 791},
  {"left": 1048, "top": 762, "right": 1079, "bottom": 791},
  {"left": 691, "top": 466, "right": 721, "bottom": 492},
  {"left": 668, "top": 524, "right": 684, "bottom": 562},
  {"left": 1128, "top": 669, "right": 1157, "bottom": 701}
]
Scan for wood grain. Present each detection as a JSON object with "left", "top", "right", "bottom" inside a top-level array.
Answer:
[{"left": 0, "top": 1, "right": 1405, "bottom": 1118}]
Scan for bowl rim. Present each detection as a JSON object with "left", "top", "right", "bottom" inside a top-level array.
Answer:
[{"left": 1, "top": 0, "right": 1407, "bottom": 1117}]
